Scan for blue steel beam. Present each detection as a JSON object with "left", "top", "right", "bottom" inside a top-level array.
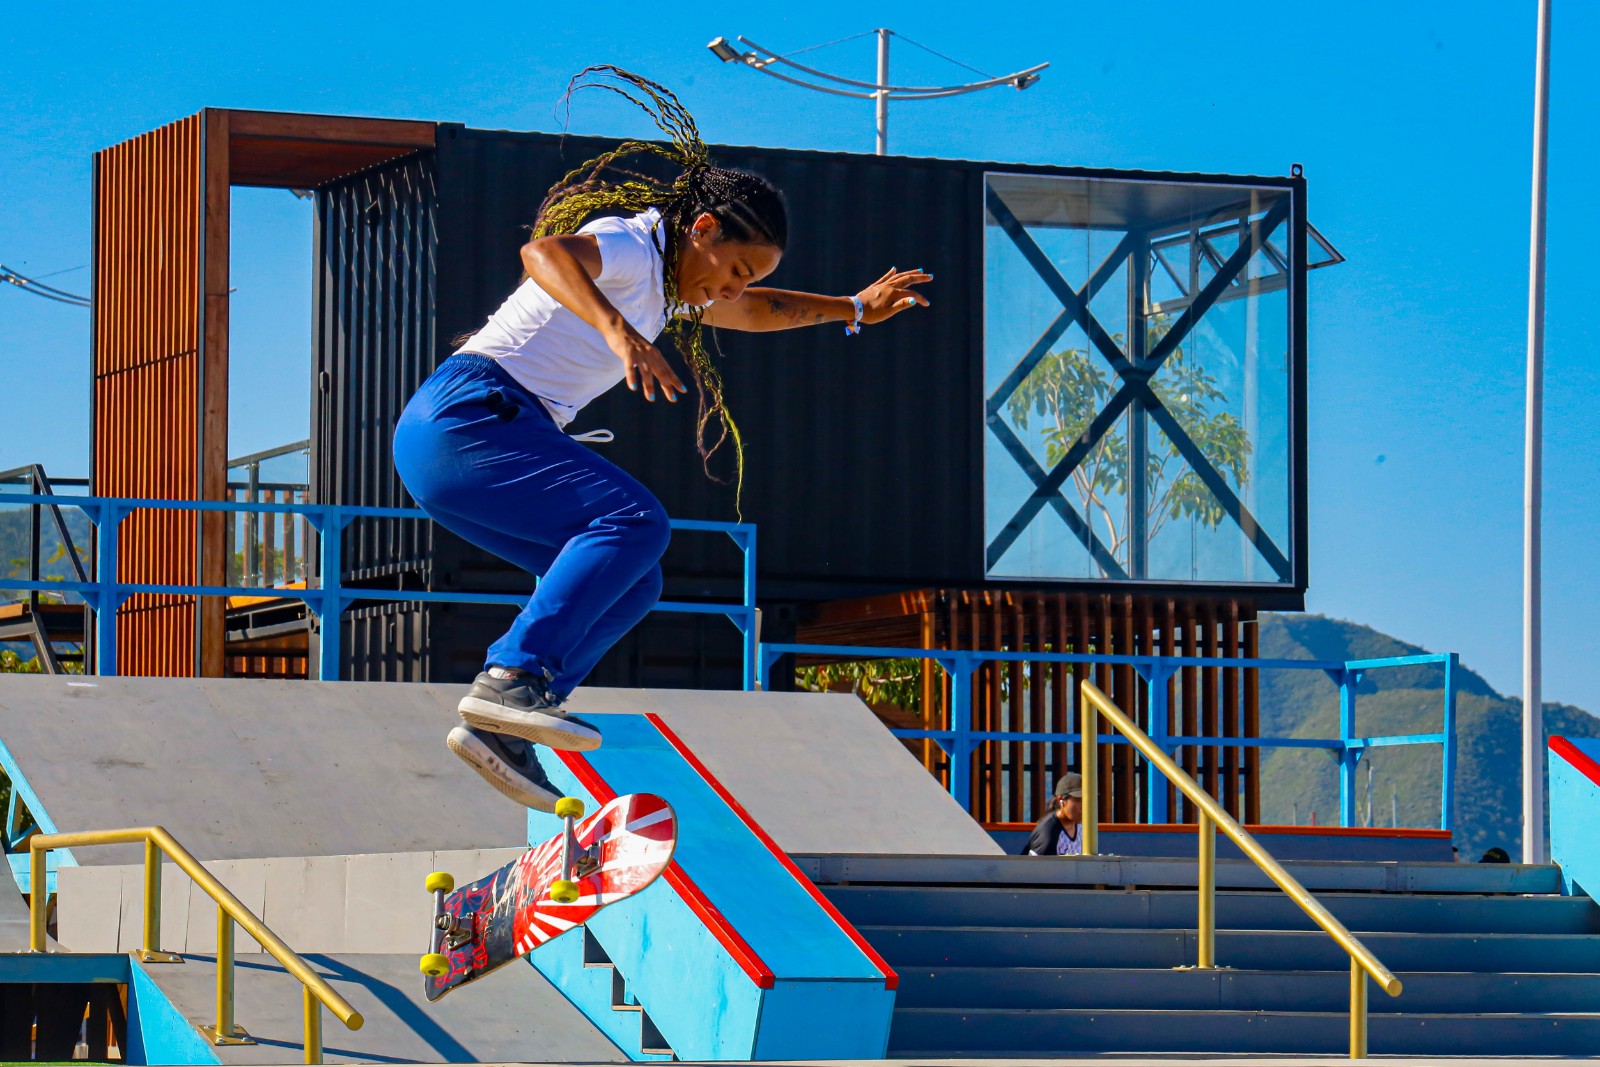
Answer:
[
  {"left": 0, "top": 493, "right": 757, "bottom": 684},
  {"left": 760, "top": 643, "right": 1459, "bottom": 830}
]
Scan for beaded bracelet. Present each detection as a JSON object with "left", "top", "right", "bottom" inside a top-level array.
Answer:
[{"left": 845, "top": 294, "right": 865, "bottom": 336}]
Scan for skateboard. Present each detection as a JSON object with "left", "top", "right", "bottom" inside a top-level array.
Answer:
[{"left": 420, "top": 792, "right": 677, "bottom": 1001}]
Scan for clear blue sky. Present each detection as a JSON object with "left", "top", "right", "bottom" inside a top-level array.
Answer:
[{"left": 2, "top": 2, "right": 1595, "bottom": 713}]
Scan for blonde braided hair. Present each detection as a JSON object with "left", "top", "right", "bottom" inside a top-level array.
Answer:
[{"left": 536, "top": 66, "right": 788, "bottom": 514}]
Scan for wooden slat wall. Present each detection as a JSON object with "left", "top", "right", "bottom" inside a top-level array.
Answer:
[
  {"left": 93, "top": 116, "right": 204, "bottom": 677},
  {"left": 225, "top": 653, "right": 307, "bottom": 680},
  {"left": 91, "top": 109, "right": 434, "bottom": 678},
  {"left": 799, "top": 590, "right": 1259, "bottom": 826}
]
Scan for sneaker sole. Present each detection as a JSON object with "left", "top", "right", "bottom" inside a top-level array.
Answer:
[
  {"left": 457, "top": 697, "right": 603, "bottom": 751},
  {"left": 446, "top": 727, "right": 561, "bottom": 812}
]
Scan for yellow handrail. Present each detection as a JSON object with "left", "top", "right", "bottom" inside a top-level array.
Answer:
[
  {"left": 28, "top": 826, "right": 363, "bottom": 1064},
  {"left": 1078, "top": 681, "right": 1400, "bottom": 1059}
]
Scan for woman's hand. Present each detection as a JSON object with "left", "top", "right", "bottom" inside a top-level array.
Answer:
[
  {"left": 605, "top": 324, "right": 686, "bottom": 402},
  {"left": 856, "top": 267, "right": 932, "bottom": 325}
]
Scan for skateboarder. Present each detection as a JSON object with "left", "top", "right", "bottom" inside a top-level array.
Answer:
[{"left": 392, "top": 67, "right": 931, "bottom": 811}]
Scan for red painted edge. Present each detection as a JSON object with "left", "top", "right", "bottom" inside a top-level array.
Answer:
[
  {"left": 1550, "top": 735, "right": 1600, "bottom": 791},
  {"left": 643, "top": 712, "right": 901, "bottom": 992},
  {"left": 554, "top": 749, "right": 777, "bottom": 990},
  {"left": 987, "top": 821, "right": 1452, "bottom": 840}
]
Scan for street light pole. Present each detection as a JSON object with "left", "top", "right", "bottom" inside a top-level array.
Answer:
[
  {"left": 1523, "top": 0, "right": 1552, "bottom": 865},
  {"left": 875, "top": 29, "right": 890, "bottom": 155},
  {"left": 707, "top": 31, "right": 1046, "bottom": 157}
]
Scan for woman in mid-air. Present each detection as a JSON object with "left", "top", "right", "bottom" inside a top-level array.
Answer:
[{"left": 393, "top": 67, "right": 931, "bottom": 810}]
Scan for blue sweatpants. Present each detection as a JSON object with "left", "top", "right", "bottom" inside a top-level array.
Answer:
[{"left": 392, "top": 353, "right": 670, "bottom": 695}]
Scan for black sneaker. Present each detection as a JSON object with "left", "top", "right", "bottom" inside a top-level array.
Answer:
[
  {"left": 457, "top": 668, "right": 602, "bottom": 751},
  {"left": 446, "top": 725, "right": 562, "bottom": 812}
]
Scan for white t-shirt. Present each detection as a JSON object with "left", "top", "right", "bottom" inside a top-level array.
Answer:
[
  {"left": 1055, "top": 824, "right": 1083, "bottom": 856},
  {"left": 456, "top": 209, "right": 671, "bottom": 428}
]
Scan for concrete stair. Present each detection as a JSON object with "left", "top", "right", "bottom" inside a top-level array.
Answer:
[{"left": 816, "top": 859, "right": 1600, "bottom": 1057}]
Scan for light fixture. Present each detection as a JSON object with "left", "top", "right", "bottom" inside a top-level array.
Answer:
[
  {"left": 706, "top": 37, "right": 746, "bottom": 64},
  {"left": 707, "top": 28, "right": 1047, "bottom": 155}
]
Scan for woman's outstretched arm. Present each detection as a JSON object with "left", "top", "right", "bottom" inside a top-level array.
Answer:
[{"left": 699, "top": 268, "right": 932, "bottom": 332}]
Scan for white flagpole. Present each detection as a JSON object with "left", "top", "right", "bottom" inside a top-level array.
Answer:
[{"left": 1522, "top": 0, "right": 1552, "bottom": 865}]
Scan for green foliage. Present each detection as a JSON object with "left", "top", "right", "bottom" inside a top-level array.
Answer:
[
  {"left": 0, "top": 648, "right": 42, "bottom": 674},
  {"left": 1004, "top": 316, "right": 1252, "bottom": 563},
  {"left": 228, "top": 546, "right": 293, "bottom": 587},
  {"left": 796, "top": 658, "right": 924, "bottom": 713},
  {"left": 795, "top": 643, "right": 1089, "bottom": 713}
]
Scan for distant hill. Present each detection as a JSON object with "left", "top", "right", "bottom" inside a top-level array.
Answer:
[
  {"left": 0, "top": 505, "right": 92, "bottom": 601},
  {"left": 1256, "top": 613, "right": 1600, "bottom": 858}
]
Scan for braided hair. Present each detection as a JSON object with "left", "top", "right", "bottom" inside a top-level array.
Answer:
[{"left": 534, "top": 66, "right": 789, "bottom": 513}]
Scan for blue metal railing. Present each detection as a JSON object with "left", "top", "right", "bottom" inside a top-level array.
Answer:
[
  {"left": 0, "top": 494, "right": 759, "bottom": 690},
  {"left": 2, "top": 490, "right": 1460, "bottom": 833},
  {"left": 758, "top": 643, "right": 1458, "bottom": 831}
]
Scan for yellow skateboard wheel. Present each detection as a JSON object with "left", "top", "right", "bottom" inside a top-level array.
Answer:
[
  {"left": 550, "top": 879, "right": 579, "bottom": 904},
  {"left": 420, "top": 952, "right": 450, "bottom": 977},
  {"left": 554, "top": 797, "right": 585, "bottom": 820},
  {"left": 424, "top": 871, "right": 455, "bottom": 894}
]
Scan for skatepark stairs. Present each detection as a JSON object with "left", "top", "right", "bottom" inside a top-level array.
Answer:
[
  {"left": 4, "top": 675, "right": 1600, "bottom": 1062},
  {"left": 803, "top": 851, "right": 1600, "bottom": 1058}
]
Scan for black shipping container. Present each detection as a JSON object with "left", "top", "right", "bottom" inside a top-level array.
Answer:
[{"left": 311, "top": 126, "right": 1309, "bottom": 686}]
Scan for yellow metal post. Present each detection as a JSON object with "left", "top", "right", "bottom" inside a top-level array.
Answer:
[
  {"left": 1080, "top": 694, "right": 1098, "bottom": 856},
  {"left": 1076, "top": 680, "right": 1404, "bottom": 1033},
  {"left": 1350, "top": 958, "right": 1368, "bottom": 1058},
  {"left": 27, "top": 827, "right": 363, "bottom": 1034},
  {"left": 1197, "top": 811, "right": 1216, "bottom": 968},
  {"left": 200, "top": 907, "right": 252, "bottom": 1045},
  {"left": 28, "top": 844, "right": 46, "bottom": 952},
  {"left": 137, "top": 837, "right": 180, "bottom": 963},
  {"left": 303, "top": 985, "right": 323, "bottom": 1065},
  {"left": 143, "top": 838, "right": 161, "bottom": 957},
  {"left": 219, "top": 909, "right": 234, "bottom": 1035}
]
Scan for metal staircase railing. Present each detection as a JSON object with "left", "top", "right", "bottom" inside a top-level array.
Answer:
[
  {"left": 28, "top": 826, "right": 363, "bottom": 1063},
  {"left": 1079, "top": 680, "right": 1402, "bottom": 1059},
  {"left": 0, "top": 465, "right": 90, "bottom": 674}
]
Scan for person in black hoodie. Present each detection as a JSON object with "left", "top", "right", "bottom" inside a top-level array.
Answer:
[{"left": 1023, "top": 772, "right": 1085, "bottom": 856}]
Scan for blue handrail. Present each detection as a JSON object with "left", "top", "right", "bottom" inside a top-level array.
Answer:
[
  {"left": 757, "top": 642, "right": 1458, "bottom": 832},
  {"left": 2, "top": 490, "right": 1460, "bottom": 833},
  {"left": 0, "top": 493, "right": 759, "bottom": 690}
]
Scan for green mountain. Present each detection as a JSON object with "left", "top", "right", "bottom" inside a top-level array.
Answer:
[
  {"left": 1256, "top": 613, "right": 1600, "bottom": 859},
  {"left": 0, "top": 505, "right": 92, "bottom": 600}
]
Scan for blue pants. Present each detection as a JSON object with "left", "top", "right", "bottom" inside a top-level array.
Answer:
[{"left": 392, "top": 354, "right": 669, "bottom": 695}]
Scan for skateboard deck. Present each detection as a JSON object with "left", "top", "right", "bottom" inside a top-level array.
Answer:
[{"left": 421, "top": 792, "right": 676, "bottom": 1001}]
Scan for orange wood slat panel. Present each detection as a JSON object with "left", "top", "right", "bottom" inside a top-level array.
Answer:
[{"left": 93, "top": 115, "right": 203, "bottom": 676}]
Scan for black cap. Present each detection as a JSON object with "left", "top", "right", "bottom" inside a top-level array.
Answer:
[{"left": 1054, "top": 772, "right": 1083, "bottom": 799}]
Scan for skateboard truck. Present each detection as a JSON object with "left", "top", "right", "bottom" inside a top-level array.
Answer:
[
  {"left": 435, "top": 912, "right": 472, "bottom": 950},
  {"left": 550, "top": 797, "right": 586, "bottom": 904},
  {"left": 420, "top": 871, "right": 456, "bottom": 977}
]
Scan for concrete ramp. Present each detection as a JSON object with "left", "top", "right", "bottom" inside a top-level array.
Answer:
[
  {"left": 0, "top": 676, "right": 996, "bottom": 865},
  {"left": 132, "top": 953, "right": 624, "bottom": 1064},
  {"left": 561, "top": 687, "right": 1000, "bottom": 856},
  {"left": 0, "top": 884, "right": 32, "bottom": 950},
  {"left": 0, "top": 676, "right": 522, "bottom": 865}
]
